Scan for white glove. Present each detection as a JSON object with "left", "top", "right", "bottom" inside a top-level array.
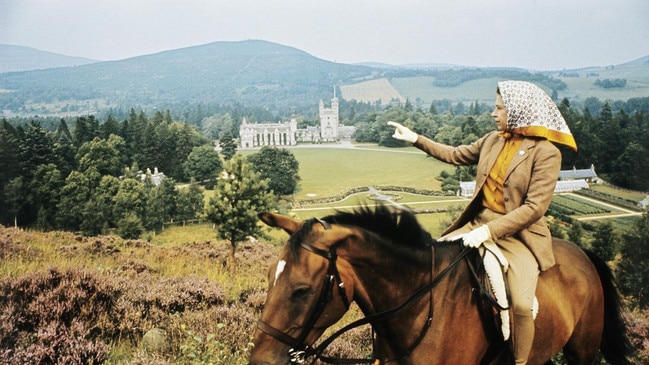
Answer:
[
  {"left": 443, "top": 225, "right": 491, "bottom": 248},
  {"left": 387, "top": 121, "right": 418, "bottom": 143}
]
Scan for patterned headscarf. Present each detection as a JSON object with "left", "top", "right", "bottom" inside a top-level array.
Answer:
[{"left": 498, "top": 80, "right": 578, "bottom": 151}]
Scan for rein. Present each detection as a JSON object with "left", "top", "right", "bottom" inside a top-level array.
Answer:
[
  {"left": 257, "top": 218, "right": 473, "bottom": 364},
  {"left": 312, "top": 244, "right": 472, "bottom": 364}
]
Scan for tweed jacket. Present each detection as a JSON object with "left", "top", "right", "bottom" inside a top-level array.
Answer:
[{"left": 414, "top": 131, "right": 561, "bottom": 271}]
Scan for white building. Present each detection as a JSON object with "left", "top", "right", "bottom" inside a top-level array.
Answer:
[
  {"left": 239, "top": 118, "right": 297, "bottom": 149},
  {"left": 238, "top": 92, "right": 352, "bottom": 149},
  {"left": 459, "top": 176, "right": 591, "bottom": 198},
  {"left": 559, "top": 165, "right": 600, "bottom": 183}
]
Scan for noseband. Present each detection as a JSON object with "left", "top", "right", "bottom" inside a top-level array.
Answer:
[{"left": 256, "top": 219, "right": 351, "bottom": 364}]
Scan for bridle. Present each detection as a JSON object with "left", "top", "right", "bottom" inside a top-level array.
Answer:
[
  {"left": 256, "top": 219, "right": 351, "bottom": 364},
  {"left": 256, "top": 219, "right": 472, "bottom": 364}
]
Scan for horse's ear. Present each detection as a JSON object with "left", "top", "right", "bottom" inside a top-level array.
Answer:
[{"left": 258, "top": 212, "right": 300, "bottom": 234}]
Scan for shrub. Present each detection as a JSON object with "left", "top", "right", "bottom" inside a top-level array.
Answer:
[
  {"left": 118, "top": 212, "right": 144, "bottom": 239},
  {"left": 0, "top": 268, "right": 115, "bottom": 364}
]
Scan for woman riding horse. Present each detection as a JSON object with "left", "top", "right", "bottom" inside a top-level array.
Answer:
[{"left": 388, "top": 80, "right": 578, "bottom": 364}]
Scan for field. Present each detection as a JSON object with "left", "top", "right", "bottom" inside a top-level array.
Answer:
[
  {"left": 242, "top": 145, "right": 454, "bottom": 200},
  {"left": 555, "top": 64, "right": 649, "bottom": 101},
  {"left": 551, "top": 194, "right": 615, "bottom": 216},
  {"left": 341, "top": 63, "right": 649, "bottom": 106},
  {"left": 339, "top": 78, "right": 406, "bottom": 104},
  {"left": 391, "top": 76, "right": 501, "bottom": 105},
  {"left": 589, "top": 184, "right": 647, "bottom": 201},
  {"left": 3, "top": 145, "right": 649, "bottom": 364}
]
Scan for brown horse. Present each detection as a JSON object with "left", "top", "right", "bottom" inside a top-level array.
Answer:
[{"left": 250, "top": 205, "right": 633, "bottom": 365}]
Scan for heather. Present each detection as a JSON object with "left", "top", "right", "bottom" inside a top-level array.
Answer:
[
  {"left": 1, "top": 224, "right": 647, "bottom": 364},
  {"left": 0, "top": 225, "right": 373, "bottom": 364},
  {"left": 0, "top": 225, "right": 250, "bottom": 364}
]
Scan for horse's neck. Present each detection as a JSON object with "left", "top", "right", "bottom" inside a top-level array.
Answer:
[
  {"left": 370, "top": 242, "right": 487, "bottom": 364},
  {"left": 345, "top": 238, "right": 432, "bottom": 312},
  {"left": 432, "top": 242, "right": 467, "bottom": 278},
  {"left": 337, "top": 238, "right": 430, "bottom": 355}
]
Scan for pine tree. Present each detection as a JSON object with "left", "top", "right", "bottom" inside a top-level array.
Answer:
[
  {"left": 219, "top": 131, "right": 237, "bottom": 161},
  {"left": 204, "top": 155, "right": 276, "bottom": 275},
  {"left": 429, "top": 102, "right": 437, "bottom": 115}
]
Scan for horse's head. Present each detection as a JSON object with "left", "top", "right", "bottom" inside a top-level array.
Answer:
[{"left": 250, "top": 212, "right": 356, "bottom": 365}]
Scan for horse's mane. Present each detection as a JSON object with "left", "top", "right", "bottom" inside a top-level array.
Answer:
[{"left": 289, "top": 205, "right": 434, "bottom": 255}]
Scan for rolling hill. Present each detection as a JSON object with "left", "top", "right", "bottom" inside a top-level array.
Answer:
[
  {"left": 0, "top": 44, "right": 97, "bottom": 73},
  {"left": 0, "top": 40, "right": 374, "bottom": 116},
  {"left": 1, "top": 40, "right": 648, "bottom": 117}
]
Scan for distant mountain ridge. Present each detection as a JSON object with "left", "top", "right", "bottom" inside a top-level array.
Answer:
[
  {"left": 0, "top": 44, "right": 97, "bottom": 73},
  {"left": 620, "top": 55, "right": 649, "bottom": 67},
  {"left": 0, "top": 40, "right": 374, "bottom": 115},
  {"left": 1, "top": 40, "right": 648, "bottom": 117}
]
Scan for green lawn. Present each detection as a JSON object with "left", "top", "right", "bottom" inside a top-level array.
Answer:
[
  {"left": 391, "top": 76, "right": 500, "bottom": 105},
  {"left": 287, "top": 146, "right": 453, "bottom": 200},
  {"left": 227, "top": 145, "right": 462, "bottom": 239}
]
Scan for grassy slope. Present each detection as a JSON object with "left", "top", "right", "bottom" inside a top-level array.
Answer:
[
  {"left": 391, "top": 76, "right": 501, "bottom": 104},
  {"left": 339, "top": 78, "right": 406, "bottom": 104}
]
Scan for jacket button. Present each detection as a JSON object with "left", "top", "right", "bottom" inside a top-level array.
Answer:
[{"left": 504, "top": 197, "right": 509, "bottom": 202}]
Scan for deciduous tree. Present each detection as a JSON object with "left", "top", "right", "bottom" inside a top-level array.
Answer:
[
  {"left": 57, "top": 171, "right": 92, "bottom": 231},
  {"left": 176, "top": 180, "right": 205, "bottom": 221},
  {"left": 592, "top": 221, "right": 618, "bottom": 262},
  {"left": 247, "top": 146, "right": 300, "bottom": 196},
  {"left": 183, "top": 145, "right": 223, "bottom": 185},
  {"left": 76, "top": 136, "right": 125, "bottom": 177}
]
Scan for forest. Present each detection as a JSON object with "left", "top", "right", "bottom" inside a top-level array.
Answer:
[
  {"left": 2, "top": 94, "right": 649, "bottom": 234},
  {"left": 2, "top": 93, "right": 649, "bottom": 363}
]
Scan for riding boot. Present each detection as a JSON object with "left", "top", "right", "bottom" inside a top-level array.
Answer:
[{"left": 512, "top": 313, "right": 535, "bottom": 365}]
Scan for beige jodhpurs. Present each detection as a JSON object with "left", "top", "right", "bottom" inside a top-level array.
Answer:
[{"left": 446, "top": 208, "right": 540, "bottom": 316}]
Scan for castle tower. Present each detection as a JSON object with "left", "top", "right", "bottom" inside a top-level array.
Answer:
[{"left": 319, "top": 89, "right": 339, "bottom": 142}]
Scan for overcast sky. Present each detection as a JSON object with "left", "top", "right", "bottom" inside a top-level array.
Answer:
[{"left": 1, "top": 0, "right": 648, "bottom": 71}]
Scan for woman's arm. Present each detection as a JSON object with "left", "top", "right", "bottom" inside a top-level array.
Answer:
[{"left": 413, "top": 133, "right": 494, "bottom": 166}]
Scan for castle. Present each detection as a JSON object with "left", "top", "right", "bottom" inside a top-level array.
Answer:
[{"left": 238, "top": 93, "right": 354, "bottom": 149}]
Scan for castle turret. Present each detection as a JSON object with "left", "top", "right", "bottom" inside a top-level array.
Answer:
[{"left": 319, "top": 93, "right": 339, "bottom": 142}]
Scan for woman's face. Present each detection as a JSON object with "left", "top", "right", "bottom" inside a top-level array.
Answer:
[{"left": 492, "top": 93, "right": 508, "bottom": 132}]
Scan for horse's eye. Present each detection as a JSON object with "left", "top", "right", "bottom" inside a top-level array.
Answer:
[{"left": 291, "top": 286, "right": 312, "bottom": 299}]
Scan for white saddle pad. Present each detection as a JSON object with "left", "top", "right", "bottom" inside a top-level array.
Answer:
[{"left": 481, "top": 242, "right": 538, "bottom": 342}]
